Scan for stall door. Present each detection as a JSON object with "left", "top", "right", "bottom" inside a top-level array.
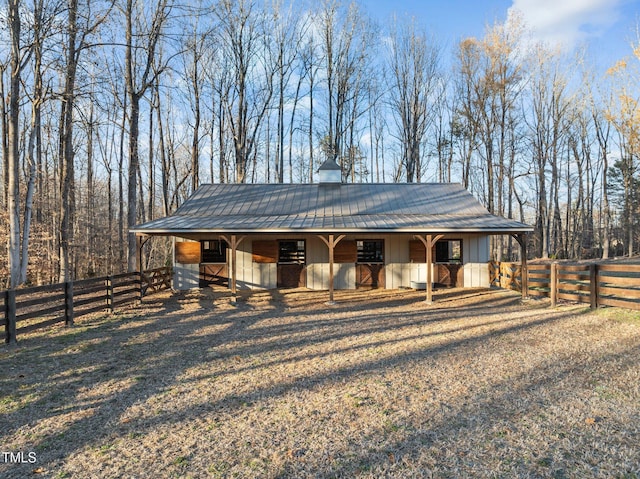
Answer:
[
  {"left": 277, "top": 240, "right": 306, "bottom": 288},
  {"left": 355, "top": 240, "right": 385, "bottom": 288},
  {"left": 356, "top": 264, "right": 385, "bottom": 288},
  {"left": 436, "top": 264, "right": 463, "bottom": 287},
  {"left": 199, "top": 240, "right": 229, "bottom": 287}
]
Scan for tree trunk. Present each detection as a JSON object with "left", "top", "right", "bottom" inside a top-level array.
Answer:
[
  {"left": 7, "top": 0, "right": 21, "bottom": 287},
  {"left": 59, "top": 0, "right": 79, "bottom": 283},
  {"left": 191, "top": 52, "right": 201, "bottom": 191},
  {"left": 1, "top": 64, "right": 9, "bottom": 209},
  {"left": 127, "top": 93, "right": 141, "bottom": 271},
  {"left": 148, "top": 98, "right": 154, "bottom": 221}
]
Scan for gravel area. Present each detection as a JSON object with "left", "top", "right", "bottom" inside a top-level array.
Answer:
[{"left": 1, "top": 287, "right": 639, "bottom": 478}]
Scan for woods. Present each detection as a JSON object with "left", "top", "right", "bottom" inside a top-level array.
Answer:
[{"left": 1, "top": 0, "right": 640, "bottom": 288}]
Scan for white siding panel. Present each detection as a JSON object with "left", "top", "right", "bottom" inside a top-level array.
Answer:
[
  {"left": 173, "top": 238, "right": 200, "bottom": 289},
  {"left": 306, "top": 263, "right": 355, "bottom": 290},
  {"left": 477, "top": 262, "right": 489, "bottom": 287},
  {"left": 409, "top": 263, "right": 434, "bottom": 287},
  {"left": 173, "top": 264, "right": 199, "bottom": 290},
  {"left": 246, "top": 263, "right": 275, "bottom": 290},
  {"left": 308, "top": 236, "right": 328, "bottom": 263},
  {"left": 307, "top": 263, "right": 323, "bottom": 290},
  {"left": 336, "top": 264, "right": 355, "bottom": 289},
  {"left": 236, "top": 243, "right": 254, "bottom": 290},
  {"left": 386, "top": 236, "right": 410, "bottom": 263},
  {"left": 386, "top": 263, "right": 413, "bottom": 289},
  {"left": 462, "top": 261, "right": 490, "bottom": 288}
]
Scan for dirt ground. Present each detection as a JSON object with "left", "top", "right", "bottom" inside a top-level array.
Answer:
[{"left": 1, "top": 287, "right": 639, "bottom": 478}]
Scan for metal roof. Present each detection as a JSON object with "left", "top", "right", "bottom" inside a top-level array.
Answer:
[{"left": 131, "top": 183, "right": 533, "bottom": 235}]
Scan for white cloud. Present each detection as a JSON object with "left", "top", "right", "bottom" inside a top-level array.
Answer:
[{"left": 508, "top": 0, "right": 623, "bottom": 49}]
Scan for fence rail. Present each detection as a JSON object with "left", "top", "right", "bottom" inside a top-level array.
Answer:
[
  {"left": 2, "top": 267, "right": 172, "bottom": 345},
  {"left": 490, "top": 261, "right": 640, "bottom": 310}
]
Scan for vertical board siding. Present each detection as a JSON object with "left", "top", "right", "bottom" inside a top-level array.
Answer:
[
  {"left": 175, "top": 241, "right": 201, "bottom": 264},
  {"left": 252, "top": 240, "right": 278, "bottom": 263}
]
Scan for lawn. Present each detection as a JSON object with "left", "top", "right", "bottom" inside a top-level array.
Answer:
[{"left": 1, "top": 287, "right": 639, "bottom": 478}]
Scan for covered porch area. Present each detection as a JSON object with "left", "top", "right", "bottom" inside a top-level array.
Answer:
[{"left": 135, "top": 230, "right": 531, "bottom": 305}]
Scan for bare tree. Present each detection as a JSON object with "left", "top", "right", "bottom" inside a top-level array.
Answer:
[
  {"left": 592, "top": 98, "right": 612, "bottom": 258},
  {"left": 180, "top": 2, "right": 211, "bottom": 192},
  {"left": 271, "top": 1, "right": 302, "bottom": 183},
  {"left": 124, "top": 0, "right": 172, "bottom": 271},
  {"left": 606, "top": 43, "right": 640, "bottom": 257},
  {"left": 318, "top": 0, "right": 374, "bottom": 181},
  {"left": 525, "top": 45, "right": 571, "bottom": 258},
  {"left": 20, "top": 0, "right": 54, "bottom": 283},
  {"left": 387, "top": 17, "right": 440, "bottom": 182},
  {"left": 455, "top": 20, "right": 524, "bottom": 218},
  {"left": 57, "top": 0, "right": 112, "bottom": 281},
  {"left": 301, "top": 34, "right": 320, "bottom": 183},
  {"left": 6, "top": 0, "right": 22, "bottom": 287},
  {"left": 216, "top": 0, "right": 274, "bottom": 183}
]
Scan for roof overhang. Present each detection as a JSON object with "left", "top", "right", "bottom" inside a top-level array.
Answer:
[{"left": 131, "top": 215, "right": 533, "bottom": 237}]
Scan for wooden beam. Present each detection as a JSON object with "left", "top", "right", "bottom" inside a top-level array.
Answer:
[
  {"left": 511, "top": 233, "right": 529, "bottom": 301},
  {"left": 136, "top": 235, "right": 150, "bottom": 301},
  {"left": 220, "top": 235, "right": 246, "bottom": 301},
  {"left": 5, "top": 289, "right": 17, "bottom": 346},
  {"left": 550, "top": 262, "right": 558, "bottom": 307},
  {"left": 64, "top": 281, "right": 74, "bottom": 327},
  {"left": 317, "top": 234, "right": 346, "bottom": 303},
  {"left": 589, "top": 263, "right": 598, "bottom": 310},
  {"left": 414, "top": 234, "right": 444, "bottom": 304}
]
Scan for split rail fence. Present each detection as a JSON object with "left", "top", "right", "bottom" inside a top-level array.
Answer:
[
  {"left": 490, "top": 261, "right": 640, "bottom": 310},
  {"left": 2, "top": 267, "right": 172, "bottom": 345}
]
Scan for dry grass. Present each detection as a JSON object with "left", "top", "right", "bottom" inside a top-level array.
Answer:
[{"left": 1, "top": 287, "right": 639, "bottom": 479}]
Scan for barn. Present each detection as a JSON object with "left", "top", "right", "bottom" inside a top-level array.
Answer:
[{"left": 131, "top": 159, "right": 533, "bottom": 302}]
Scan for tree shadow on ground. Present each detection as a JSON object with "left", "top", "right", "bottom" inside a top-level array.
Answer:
[{"left": 2, "top": 288, "right": 628, "bottom": 478}]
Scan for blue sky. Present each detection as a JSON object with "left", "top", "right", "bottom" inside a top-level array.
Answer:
[{"left": 363, "top": 0, "right": 640, "bottom": 72}]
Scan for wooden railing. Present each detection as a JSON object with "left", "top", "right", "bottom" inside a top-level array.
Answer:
[
  {"left": 490, "top": 261, "right": 640, "bottom": 310},
  {"left": 140, "top": 267, "right": 173, "bottom": 296},
  {"left": 2, "top": 267, "right": 172, "bottom": 345}
]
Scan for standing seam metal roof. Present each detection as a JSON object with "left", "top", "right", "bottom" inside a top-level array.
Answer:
[{"left": 131, "top": 183, "right": 533, "bottom": 234}]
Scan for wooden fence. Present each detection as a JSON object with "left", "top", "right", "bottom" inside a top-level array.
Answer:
[
  {"left": 2, "top": 267, "right": 172, "bottom": 345},
  {"left": 490, "top": 261, "right": 640, "bottom": 310}
]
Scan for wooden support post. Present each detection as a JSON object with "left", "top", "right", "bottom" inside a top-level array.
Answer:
[
  {"left": 106, "top": 276, "right": 114, "bottom": 314},
  {"left": 512, "top": 233, "right": 529, "bottom": 301},
  {"left": 64, "top": 281, "right": 74, "bottom": 327},
  {"left": 5, "top": 290, "right": 17, "bottom": 345},
  {"left": 328, "top": 235, "right": 335, "bottom": 303},
  {"left": 221, "top": 235, "right": 246, "bottom": 303},
  {"left": 136, "top": 235, "right": 149, "bottom": 302},
  {"left": 231, "top": 235, "right": 237, "bottom": 299},
  {"left": 589, "top": 263, "right": 598, "bottom": 310},
  {"left": 317, "top": 234, "right": 346, "bottom": 304},
  {"left": 414, "top": 234, "right": 444, "bottom": 304},
  {"left": 550, "top": 262, "right": 558, "bottom": 307},
  {"left": 426, "top": 235, "right": 434, "bottom": 303},
  {"left": 518, "top": 233, "right": 529, "bottom": 301}
]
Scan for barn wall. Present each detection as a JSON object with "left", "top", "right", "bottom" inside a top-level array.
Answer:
[
  {"left": 173, "top": 237, "right": 201, "bottom": 290},
  {"left": 385, "top": 234, "right": 490, "bottom": 288},
  {"left": 462, "top": 234, "right": 490, "bottom": 288},
  {"left": 172, "top": 233, "right": 492, "bottom": 290},
  {"left": 236, "top": 239, "right": 276, "bottom": 290}
]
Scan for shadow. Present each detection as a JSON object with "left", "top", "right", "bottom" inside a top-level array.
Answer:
[{"left": 0, "top": 288, "right": 632, "bottom": 478}]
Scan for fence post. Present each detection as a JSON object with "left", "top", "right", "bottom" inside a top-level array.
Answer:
[
  {"left": 106, "top": 276, "right": 114, "bottom": 313},
  {"left": 550, "top": 262, "right": 557, "bottom": 307},
  {"left": 5, "top": 290, "right": 17, "bottom": 346},
  {"left": 64, "top": 281, "right": 74, "bottom": 327},
  {"left": 589, "top": 263, "right": 598, "bottom": 310}
]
